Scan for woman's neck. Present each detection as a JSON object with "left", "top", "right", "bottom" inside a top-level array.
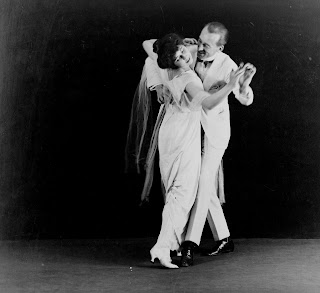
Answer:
[{"left": 171, "top": 66, "right": 191, "bottom": 77}]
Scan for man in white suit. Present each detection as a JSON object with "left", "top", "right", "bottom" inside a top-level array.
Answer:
[
  {"left": 180, "top": 22, "right": 256, "bottom": 267},
  {"left": 144, "top": 22, "right": 256, "bottom": 267}
]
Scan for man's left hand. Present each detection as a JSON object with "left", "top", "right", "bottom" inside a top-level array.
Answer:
[
  {"left": 238, "top": 62, "right": 256, "bottom": 94},
  {"left": 183, "top": 38, "right": 198, "bottom": 46}
]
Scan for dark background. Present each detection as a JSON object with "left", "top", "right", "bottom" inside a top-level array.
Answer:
[{"left": 0, "top": 0, "right": 319, "bottom": 240}]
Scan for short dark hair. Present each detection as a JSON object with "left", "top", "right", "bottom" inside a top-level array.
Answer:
[
  {"left": 205, "top": 22, "right": 229, "bottom": 46},
  {"left": 153, "top": 33, "right": 184, "bottom": 70}
]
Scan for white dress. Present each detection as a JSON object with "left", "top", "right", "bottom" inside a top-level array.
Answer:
[{"left": 151, "top": 69, "right": 210, "bottom": 261}]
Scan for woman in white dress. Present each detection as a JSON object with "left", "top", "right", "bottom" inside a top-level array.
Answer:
[{"left": 130, "top": 33, "right": 246, "bottom": 268}]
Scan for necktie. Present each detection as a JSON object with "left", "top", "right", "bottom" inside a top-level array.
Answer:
[
  {"left": 196, "top": 58, "right": 214, "bottom": 80},
  {"left": 197, "top": 58, "right": 214, "bottom": 68}
]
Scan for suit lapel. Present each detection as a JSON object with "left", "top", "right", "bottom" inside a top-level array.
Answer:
[{"left": 202, "top": 51, "right": 225, "bottom": 91}]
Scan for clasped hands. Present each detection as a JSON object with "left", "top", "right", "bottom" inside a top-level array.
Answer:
[{"left": 213, "top": 62, "right": 256, "bottom": 94}]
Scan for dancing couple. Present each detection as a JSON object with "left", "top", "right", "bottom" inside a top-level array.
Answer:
[{"left": 126, "top": 21, "right": 256, "bottom": 268}]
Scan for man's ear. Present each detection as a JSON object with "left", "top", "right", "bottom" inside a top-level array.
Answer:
[{"left": 219, "top": 45, "right": 224, "bottom": 52}]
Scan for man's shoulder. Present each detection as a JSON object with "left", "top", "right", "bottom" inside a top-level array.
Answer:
[{"left": 218, "top": 52, "right": 237, "bottom": 69}]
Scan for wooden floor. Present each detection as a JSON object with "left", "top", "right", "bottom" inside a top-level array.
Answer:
[{"left": 0, "top": 238, "right": 319, "bottom": 292}]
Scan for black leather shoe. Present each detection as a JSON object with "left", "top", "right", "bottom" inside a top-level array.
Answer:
[
  {"left": 180, "top": 241, "right": 198, "bottom": 267},
  {"left": 206, "top": 238, "right": 234, "bottom": 256}
]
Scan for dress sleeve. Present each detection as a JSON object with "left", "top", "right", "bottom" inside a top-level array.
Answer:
[{"left": 145, "top": 57, "right": 162, "bottom": 90}]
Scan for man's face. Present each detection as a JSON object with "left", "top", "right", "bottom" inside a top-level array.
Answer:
[{"left": 197, "top": 28, "right": 223, "bottom": 60}]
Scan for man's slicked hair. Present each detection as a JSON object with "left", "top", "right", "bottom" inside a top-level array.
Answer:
[{"left": 205, "top": 22, "right": 229, "bottom": 46}]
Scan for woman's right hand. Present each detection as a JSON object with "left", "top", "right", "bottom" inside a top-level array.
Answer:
[{"left": 228, "top": 64, "right": 247, "bottom": 88}]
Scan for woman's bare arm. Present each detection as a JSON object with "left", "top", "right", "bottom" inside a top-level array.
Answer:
[
  {"left": 185, "top": 67, "right": 246, "bottom": 110},
  {"left": 142, "top": 39, "right": 158, "bottom": 60},
  {"left": 186, "top": 81, "right": 234, "bottom": 110}
]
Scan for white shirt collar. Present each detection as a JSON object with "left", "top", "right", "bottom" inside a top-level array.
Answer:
[{"left": 202, "top": 51, "right": 220, "bottom": 62}]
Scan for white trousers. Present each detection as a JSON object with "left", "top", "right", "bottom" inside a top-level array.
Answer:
[{"left": 185, "top": 137, "right": 230, "bottom": 245}]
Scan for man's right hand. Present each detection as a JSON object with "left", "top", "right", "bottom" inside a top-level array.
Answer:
[
  {"left": 155, "top": 85, "right": 171, "bottom": 104},
  {"left": 208, "top": 81, "right": 227, "bottom": 94}
]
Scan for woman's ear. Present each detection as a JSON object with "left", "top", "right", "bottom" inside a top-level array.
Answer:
[{"left": 219, "top": 45, "right": 224, "bottom": 52}]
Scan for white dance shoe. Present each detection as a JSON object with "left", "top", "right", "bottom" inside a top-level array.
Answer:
[{"left": 150, "top": 248, "right": 179, "bottom": 269}]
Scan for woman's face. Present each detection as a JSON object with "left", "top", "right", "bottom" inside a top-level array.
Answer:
[{"left": 173, "top": 45, "right": 193, "bottom": 69}]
